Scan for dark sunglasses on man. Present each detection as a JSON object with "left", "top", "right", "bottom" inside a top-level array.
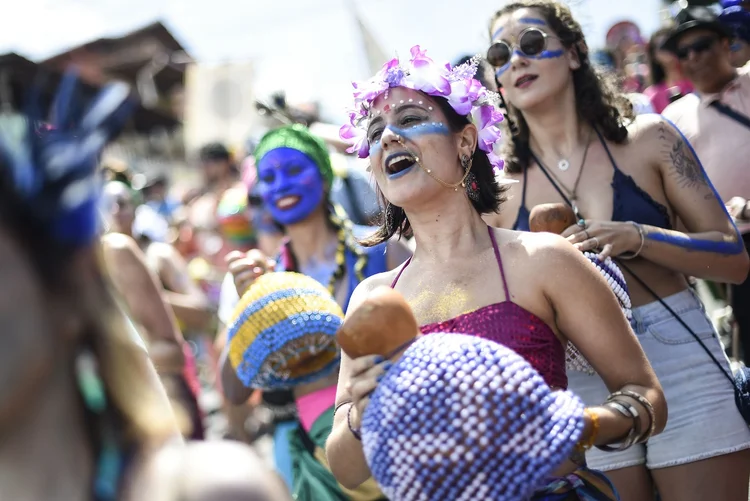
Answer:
[{"left": 674, "top": 35, "right": 717, "bottom": 60}]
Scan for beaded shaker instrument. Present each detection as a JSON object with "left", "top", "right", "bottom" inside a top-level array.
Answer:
[
  {"left": 344, "top": 289, "right": 585, "bottom": 501},
  {"left": 226, "top": 272, "right": 343, "bottom": 390},
  {"left": 528, "top": 203, "right": 632, "bottom": 376}
]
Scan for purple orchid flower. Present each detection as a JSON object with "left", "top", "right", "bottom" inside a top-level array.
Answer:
[
  {"left": 446, "top": 78, "right": 484, "bottom": 116},
  {"left": 472, "top": 105, "right": 504, "bottom": 152},
  {"left": 382, "top": 58, "right": 406, "bottom": 87},
  {"left": 404, "top": 45, "right": 451, "bottom": 96},
  {"left": 339, "top": 123, "right": 370, "bottom": 158},
  {"left": 488, "top": 150, "right": 505, "bottom": 171},
  {"left": 352, "top": 75, "right": 389, "bottom": 106}
]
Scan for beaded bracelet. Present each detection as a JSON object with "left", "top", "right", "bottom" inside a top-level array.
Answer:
[
  {"left": 347, "top": 403, "right": 362, "bottom": 441},
  {"left": 333, "top": 400, "right": 352, "bottom": 421},
  {"left": 575, "top": 409, "right": 600, "bottom": 452},
  {"left": 596, "top": 400, "right": 641, "bottom": 452},
  {"left": 619, "top": 222, "right": 645, "bottom": 260},
  {"left": 608, "top": 390, "right": 656, "bottom": 444}
]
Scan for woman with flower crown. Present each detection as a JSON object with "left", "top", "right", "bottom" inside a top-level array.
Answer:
[{"left": 325, "top": 47, "right": 667, "bottom": 499}]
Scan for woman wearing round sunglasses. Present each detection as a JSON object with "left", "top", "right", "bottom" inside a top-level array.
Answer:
[{"left": 485, "top": 2, "right": 750, "bottom": 501}]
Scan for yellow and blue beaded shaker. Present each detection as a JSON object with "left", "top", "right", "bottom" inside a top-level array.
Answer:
[
  {"left": 361, "top": 333, "right": 585, "bottom": 501},
  {"left": 227, "top": 272, "right": 344, "bottom": 390}
]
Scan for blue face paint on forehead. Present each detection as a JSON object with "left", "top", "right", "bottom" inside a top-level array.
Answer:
[
  {"left": 519, "top": 17, "right": 546, "bottom": 26},
  {"left": 491, "top": 16, "right": 547, "bottom": 43},
  {"left": 257, "top": 147, "right": 325, "bottom": 226}
]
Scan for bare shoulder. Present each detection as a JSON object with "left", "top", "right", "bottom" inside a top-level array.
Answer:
[
  {"left": 497, "top": 228, "right": 586, "bottom": 273},
  {"left": 101, "top": 232, "right": 139, "bottom": 253},
  {"left": 130, "top": 441, "right": 291, "bottom": 501},
  {"left": 100, "top": 233, "right": 145, "bottom": 270},
  {"left": 353, "top": 270, "right": 397, "bottom": 297},
  {"left": 347, "top": 270, "right": 399, "bottom": 315},
  {"left": 625, "top": 112, "right": 671, "bottom": 145},
  {"left": 146, "top": 241, "right": 175, "bottom": 259}
]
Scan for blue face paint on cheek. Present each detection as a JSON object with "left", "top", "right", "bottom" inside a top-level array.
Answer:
[
  {"left": 534, "top": 49, "right": 564, "bottom": 60},
  {"left": 395, "top": 122, "right": 450, "bottom": 141},
  {"left": 257, "top": 147, "right": 325, "bottom": 225},
  {"left": 367, "top": 122, "right": 449, "bottom": 156}
]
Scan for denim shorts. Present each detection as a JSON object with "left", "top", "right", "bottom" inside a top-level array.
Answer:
[{"left": 567, "top": 289, "right": 750, "bottom": 470}]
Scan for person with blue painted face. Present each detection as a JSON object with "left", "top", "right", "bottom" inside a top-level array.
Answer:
[
  {"left": 217, "top": 124, "right": 410, "bottom": 497},
  {"left": 485, "top": 2, "right": 750, "bottom": 501},
  {"left": 719, "top": 2, "right": 750, "bottom": 67}
]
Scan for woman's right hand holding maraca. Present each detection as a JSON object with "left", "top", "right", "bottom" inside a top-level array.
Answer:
[
  {"left": 344, "top": 355, "right": 391, "bottom": 432},
  {"left": 226, "top": 249, "right": 276, "bottom": 296}
]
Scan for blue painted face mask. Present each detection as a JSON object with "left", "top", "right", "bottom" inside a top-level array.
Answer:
[{"left": 257, "top": 147, "right": 325, "bottom": 225}]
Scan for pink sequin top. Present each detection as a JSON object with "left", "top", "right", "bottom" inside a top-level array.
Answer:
[{"left": 391, "top": 227, "right": 567, "bottom": 389}]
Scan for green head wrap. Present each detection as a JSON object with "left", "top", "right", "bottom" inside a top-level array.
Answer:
[{"left": 254, "top": 124, "right": 334, "bottom": 188}]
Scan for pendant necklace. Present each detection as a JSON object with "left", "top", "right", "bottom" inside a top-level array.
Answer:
[{"left": 535, "top": 127, "right": 594, "bottom": 218}]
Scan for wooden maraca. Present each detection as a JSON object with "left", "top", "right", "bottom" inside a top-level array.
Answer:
[
  {"left": 336, "top": 286, "right": 419, "bottom": 359},
  {"left": 528, "top": 202, "right": 577, "bottom": 235}
]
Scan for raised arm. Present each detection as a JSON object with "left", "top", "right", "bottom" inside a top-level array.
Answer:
[
  {"left": 567, "top": 116, "right": 748, "bottom": 283},
  {"left": 155, "top": 243, "right": 213, "bottom": 331},
  {"left": 101, "top": 233, "right": 185, "bottom": 374},
  {"left": 541, "top": 236, "right": 667, "bottom": 445},
  {"left": 325, "top": 276, "right": 385, "bottom": 489},
  {"left": 640, "top": 117, "right": 747, "bottom": 282}
]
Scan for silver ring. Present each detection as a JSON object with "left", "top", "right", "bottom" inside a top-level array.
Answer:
[
  {"left": 583, "top": 230, "right": 590, "bottom": 240},
  {"left": 592, "top": 237, "right": 600, "bottom": 249}
]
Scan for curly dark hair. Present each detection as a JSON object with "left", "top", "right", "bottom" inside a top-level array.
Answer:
[
  {"left": 489, "top": 0, "right": 635, "bottom": 174},
  {"left": 360, "top": 95, "right": 507, "bottom": 247}
]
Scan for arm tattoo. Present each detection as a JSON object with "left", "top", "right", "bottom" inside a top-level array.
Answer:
[
  {"left": 659, "top": 123, "right": 708, "bottom": 190},
  {"left": 648, "top": 119, "right": 745, "bottom": 255}
]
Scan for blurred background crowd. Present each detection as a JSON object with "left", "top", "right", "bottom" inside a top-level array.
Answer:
[{"left": 0, "top": 0, "right": 746, "bottom": 445}]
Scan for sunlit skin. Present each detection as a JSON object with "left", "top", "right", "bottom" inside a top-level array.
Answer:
[{"left": 365, "top": 87, "right": 470, "bottom": 211}]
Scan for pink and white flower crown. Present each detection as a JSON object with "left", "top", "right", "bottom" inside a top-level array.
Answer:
[{"left": 340, "top": 46, "right": 504, "bottom": 170}]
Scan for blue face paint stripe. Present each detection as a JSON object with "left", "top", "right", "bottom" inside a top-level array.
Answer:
[
  {"left": 536, "top": 49, "right": 564, "bottom": 60},
  {"left": 494, "top": 48, "right": 563, "bottom": 78},
  {"left": 645, "top": 118, "right": 745, "bottom": 255},
  {"left": 369, "top": 123, "right": 450, "bottom": 156},
  {"left": 519, "top": 17, "right": 547, "bottom": 26},
  {"left": 646, "top": 230, "right": 744, "bottom": 254},
  {"left": 491, "top": 27, "right": 503, "bottom": 41}
]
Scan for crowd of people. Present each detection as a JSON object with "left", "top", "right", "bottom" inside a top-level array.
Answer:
[{"left": 2, "top": 0, "right": 750, "bottom": 500}]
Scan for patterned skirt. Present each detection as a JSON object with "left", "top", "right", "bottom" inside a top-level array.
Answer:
[{"left": 532, "top": 468, "right": 620, "bottom": 500}]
